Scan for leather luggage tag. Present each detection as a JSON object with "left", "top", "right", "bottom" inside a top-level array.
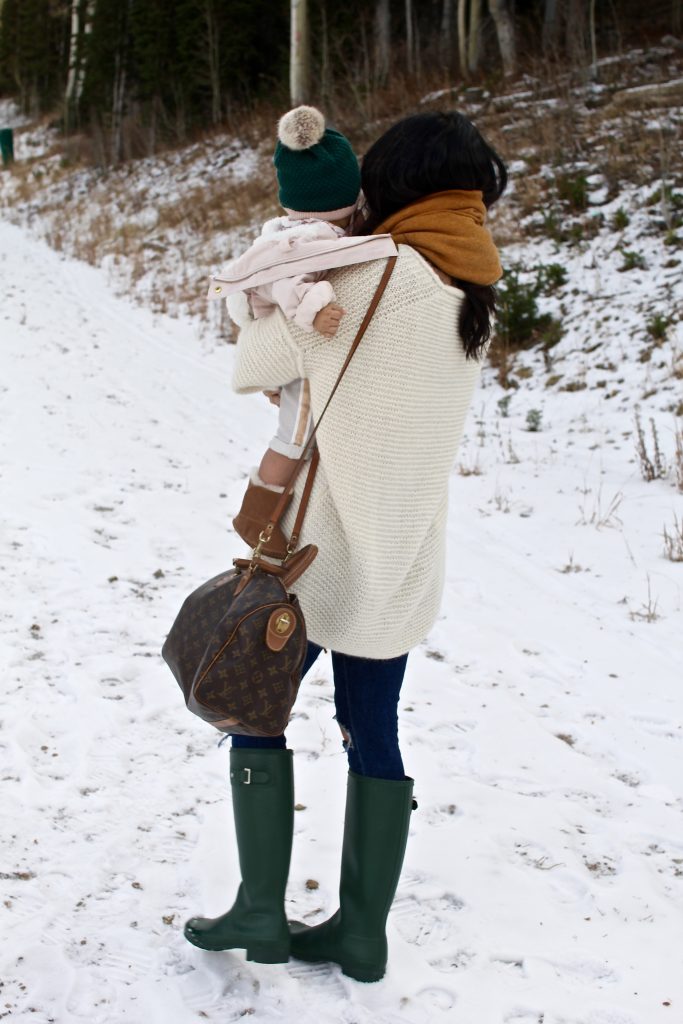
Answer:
[{"left": 266, "top": 608, "right": 297, "bottom": 651}]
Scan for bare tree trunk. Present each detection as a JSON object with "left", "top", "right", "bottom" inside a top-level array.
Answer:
[
  {"left": 205, "top": 0, "right": 221, "bottom": 124},
  {"left": 467, "top": 0, "right": 482, "bottom": 74},
  {"left": 110, "top": 0, "right": 131, "bottom": 162},
  {"left": 488, "top": 0, "right": 516, "bottom": 76},
  {"left": 457, "top": 0, "right": 468, "bottom": 76},
  {"left": 566, "top": 0, "right": 588, "bottom": 66},
  {"left": 111, "top": 52, "right": 126, "bottom": 162},
  {"left": 414, "top": 8, "right": 422, "bottom": 80},
  {"left": 360, "top": 18, "right": 372, "bottom": 106},
  {"left": 320, "top": 1, "right": 330, "bottom": 105},
  {"left": 375, "top": 0, "right": 390, "bottom": 84},
  {"left": 65, "top": 0, "right": 94, "bottom": 119},
  {"left": 65, "top": 0, "right": 81, "bottom": 106},
  {"left": 589, "top": 0, "right": 597, "bottom": 76},
  {"left": 290, "top": 0, "right": 310, "bottom": 106},
  {"left": 172, "top": 79, "right": 186, "bottom": 142},
  {"left": 147, "top": 94, "right": 159, "bottom": 156},
  {"left": 673, "top": 0, "right": 682, "bottom": 34},
  {"left": 405, "top": 0, "right": 414, "bottom": 74},
  {"left": 439, "top": 0, "right": 452, "bottom": 71},
  {"left": 542, "top": 0, "right": 559, "bottom": 52},
  {"left": 77, "top": 0, "right": 94, "bottom": 100}
]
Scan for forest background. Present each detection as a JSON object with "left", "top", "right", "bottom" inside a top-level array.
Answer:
[{"left": 1, "top": 0, "right": 681, "bottom": 166}]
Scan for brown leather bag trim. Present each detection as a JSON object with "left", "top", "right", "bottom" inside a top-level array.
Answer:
[
  {"left": 232, "top": 543, "right": 318, "bottom": 589},
  {"left": 281, "top": 544, "right": 318, "bottom": 587},
  {"left": 288, "top": 448, "right": 320, "bottom": 552},
  {"left": 265, "top": 607, "right": 298, "bottom": 651}
]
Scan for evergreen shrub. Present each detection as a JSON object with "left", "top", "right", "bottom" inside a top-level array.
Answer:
[
  {"left": 555, "top": 172, "right": 589, "bottom": 212},
  {"left": 494, "top": 263, "right": 564, "bottom": 349}
]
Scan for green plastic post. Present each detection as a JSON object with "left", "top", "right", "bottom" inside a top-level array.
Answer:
[{"left": 0, "top": 128, "right": 15, "bottom": 166}]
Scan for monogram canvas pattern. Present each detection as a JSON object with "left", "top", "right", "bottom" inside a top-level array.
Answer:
[{"left": 161, "top": 568, "right": 306, "bottom": 736}]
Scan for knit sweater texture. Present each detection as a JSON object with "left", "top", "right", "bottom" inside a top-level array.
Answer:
[{"left": 231, "top": 244, "right": 482, "bottom": 659}]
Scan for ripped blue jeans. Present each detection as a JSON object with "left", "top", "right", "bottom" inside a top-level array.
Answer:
[{"left": 230, "top": 642, "right": 408, "bottom": 781}]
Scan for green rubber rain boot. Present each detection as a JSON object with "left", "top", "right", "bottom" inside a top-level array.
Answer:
[
  {"left": 289, "top": 770, "right": 415, "bottom": 982},
  {"left": 184, "top": 747, "right": 294, "bottom": 963}
]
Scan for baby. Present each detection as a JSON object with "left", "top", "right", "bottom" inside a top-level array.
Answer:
[{"left": 210, "top": 106, "right": 395, "bottom": 556}]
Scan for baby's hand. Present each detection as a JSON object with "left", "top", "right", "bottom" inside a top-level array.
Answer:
[
  {"left": 313, "top": 303, "right": 346, "bottom": 338},
  {"left": 263, "top": 389, "right": 281, "bottom": 407}
]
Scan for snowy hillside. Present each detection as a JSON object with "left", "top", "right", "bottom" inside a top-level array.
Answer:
[
  {"left": 1, "top": 50, "right": 683, "bottom": 1022},
  {"left": 2, "top": 219, "right": 683, "bottom": 1022}
]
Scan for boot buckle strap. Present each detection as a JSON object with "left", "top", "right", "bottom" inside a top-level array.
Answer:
[{"left": 230, "top": 767, "right": 270, "bottom": 785}]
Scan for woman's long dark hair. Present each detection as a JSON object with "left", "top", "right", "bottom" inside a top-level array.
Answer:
[{"left": 359, "top": 111, "right": 507, "bottom": 359}]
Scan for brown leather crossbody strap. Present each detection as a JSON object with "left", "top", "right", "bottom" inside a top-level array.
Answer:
[
  {"left": 288, "top": 446, "right": 320, "bottom": 552},
  {"left": 257, "top": 255, "right": 398, "bottom": 553}
]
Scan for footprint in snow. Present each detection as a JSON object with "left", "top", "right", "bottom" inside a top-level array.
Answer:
[
  {"left": 533, "top": 955, "right": 620, "bottom": 987},
  {"left": 429, "top": 948, "right": 476, "bottom": 973},
  {"left": 503, "top": 1010, "right": 545, "bottom": 1024},
  {"left": 490, "top": 954, "right": 527, "bottom": 976},
  {"left": 176, "top": 950, "right": 272, "bottom": 1013},
  {"left": 420, "top": 802, "right": 465, "bottom": 827},
  {"left": 395, "top": 868, "right": 429, "bottom": 892},
  {"left": 93, "top": 943, "right": 158, "bottom": 981},
  {"left": 287, "top": 960, "right": 348, "bottom": 999},
  {"left": 415, "top": 985, "right": 457, "bottom": 1011},
  {"left": 391, "top": 893, "right": 465, "bottom": 947}
]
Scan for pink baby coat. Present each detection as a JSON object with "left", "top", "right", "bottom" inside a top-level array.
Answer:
[{"left": 208, "top": 217, "right": 398, "bottom": 331}]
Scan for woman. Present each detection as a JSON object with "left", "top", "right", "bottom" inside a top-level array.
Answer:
[{"left": 184, "top": 111, "right": 507, "bottom": 982}]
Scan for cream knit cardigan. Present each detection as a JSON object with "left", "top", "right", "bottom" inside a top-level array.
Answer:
[{"left": 231, "top": 244, "right": 482, "bottom": 659}]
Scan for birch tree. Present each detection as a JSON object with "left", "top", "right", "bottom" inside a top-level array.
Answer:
[
  {"left": 488, "top": 0, "right": 516, "bottom": 76},
  {"left": 467, "top": 0, "right": 481, "bottom": 73},
  {"left": 65, "top": 0, "right": 94, "bottom": 118},
  {"left": 290, "top": 0, "right": 310, "bottom": 106},
  {"left": 457, "top": 0, "right": 482, "bottom": 77},
  {"left": 65, "top": 0, "right": 81, "bottom": 105}
]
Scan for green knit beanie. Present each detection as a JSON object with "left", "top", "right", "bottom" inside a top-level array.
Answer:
[{"left": 273, "top": 106, "right": 361, "bottom": 217}]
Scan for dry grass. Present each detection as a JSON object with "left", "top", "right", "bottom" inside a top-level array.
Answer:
[
  {"left": 662, "top": 513, "right": 683, "bottom": 561},
  {"left": 487, "top": 336, "right": 519, "bottom": 390},
  {"left": 457, "top": 450, "right": 483, "bottom": 477},
  {"left": 156, "top": 172, "right": 275, "bottom": 237},
  {"left": 634, "top": 409, "right": 668, "bottom": 482},
  {"left": 557, "top": 553, "right": 587, "bottom": 574},
  {"left": 629, "top": 575, "right": 661, "bottom": 623},
  {"left": 577, "top": 484, "right": 624, "bottom": 530},
  {"left": 675, "top": 420, "right": 683, "bottom": 493}
]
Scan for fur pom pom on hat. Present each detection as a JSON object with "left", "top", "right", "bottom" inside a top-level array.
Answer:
[
  {"left": 278, "top": 105, "right": 326, "bottom": 151},
  {"left": 273, "top": 105, "right": 361, "bottom": 219}
]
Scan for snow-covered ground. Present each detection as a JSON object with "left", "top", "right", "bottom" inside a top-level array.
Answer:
[
  {"left": 2, "top": 209, "right": 682, "bottom": 1024},
  {"left": 0, "top": 101, "right": 265, "bottom": 331}
]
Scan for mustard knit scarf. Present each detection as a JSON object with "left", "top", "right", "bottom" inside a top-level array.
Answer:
[{"left": 373, "top": 189, "right": 502, "bottom": 286}]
